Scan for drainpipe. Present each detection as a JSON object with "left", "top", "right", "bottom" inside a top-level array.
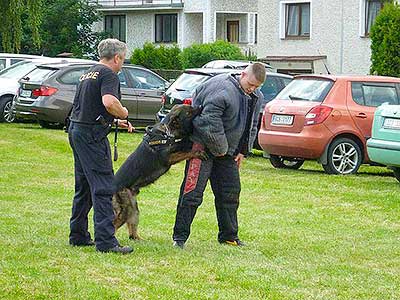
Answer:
[{"left": 339, "top": 0, "right": 344, "bottom": 74}]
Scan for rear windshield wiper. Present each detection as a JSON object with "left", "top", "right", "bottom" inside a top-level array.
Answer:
[
  {"left": 288, "top": 95, "right": 308, "bottom": 101},
  {"left": 175, "top": 88, "right": 188, "bottom": 92}
]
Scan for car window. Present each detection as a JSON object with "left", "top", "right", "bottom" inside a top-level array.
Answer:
[
  {"left": 11, "top": 58, "right": 24, "bottom": 65},
  {"left": 282, "top": 78, "right": 292, "bottom": 86},
  {"left": 169, "top": 72, "right": 210, "bottom": 93},
  {"left": 0, "top": 59, "right": 6, "bottom": 70},
  {"left": 351, "top": 82, "right": 399, "bottom": 107},
  {"left": 58, "top": 67, "right": 91, "bottom": 85},
  {"left": 118, "top": 71, "right": 128, "bottom": 88},
  {"left": 125, "top": 68, "right": 164, "bottom": 90},
  {"left": 0, "top": 61, "right": 35, "bottom": 79},
  {"left": 260, "top": 76, "right": 281, "bottom": 101},
  {"left": 277, "top": 78, "right": 334, "bottom": 102},
  {"left": 24, "top": 67, "right": 57, "bottom": 82}
]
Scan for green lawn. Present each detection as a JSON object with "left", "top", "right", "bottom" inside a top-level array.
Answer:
[{"left": 0, "top": 123, "right": 399, "bottom": 300}]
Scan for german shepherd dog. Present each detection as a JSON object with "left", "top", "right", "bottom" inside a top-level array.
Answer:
[{"left": 112, "top": 105, "right": 206, "bottom": 239}]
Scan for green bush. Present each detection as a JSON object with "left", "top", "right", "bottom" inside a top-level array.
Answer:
[
  {"left": 130, "top": 42, "right": 182, "bottom": 70},
  {"left": 181, "top": 40, "right": 247, "bottom": 68},
  {"left": 370, "top": 3, "right": 400, "bottom": 76}
]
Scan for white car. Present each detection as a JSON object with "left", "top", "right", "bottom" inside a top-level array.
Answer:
[
  {"left": 0, "top": 53, "right": 45, "bottom": 71},
  {"left": 0, "top": 57, "right": 92, "bottom": 123}
]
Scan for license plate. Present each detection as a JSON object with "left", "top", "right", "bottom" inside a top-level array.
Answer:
[
  {"left": 383, "top": 118, "right": 400, "bottom": 130},
  {"left": 20, "top": 90, "right": 31, "bottom": 98},
  {"left": 271, "top": 114, "right": 294, "bottom": 125}
]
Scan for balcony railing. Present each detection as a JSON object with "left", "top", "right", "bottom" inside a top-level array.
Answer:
[{"left": 94, "top": 0, "right": 184, "bottom": 7}]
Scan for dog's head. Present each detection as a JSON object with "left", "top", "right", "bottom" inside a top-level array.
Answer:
[{"left": 161, "top": 104, "right": 202, "bottom": 138}]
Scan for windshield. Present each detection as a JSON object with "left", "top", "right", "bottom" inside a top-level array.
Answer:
[
  {"left": 169, "top": 72, "right": 210, "bottom": 93},
  {"left": 277, "top": 78, "right": 334, "bottom": 102},
  {"left": 0, "top": 61, "right": 36, "bottom": 79}
]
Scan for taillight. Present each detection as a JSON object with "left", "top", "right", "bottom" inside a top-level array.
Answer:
[
  {"left": 304, "top": 105, "right": 333, "bottom": 126},
  {"left": 161, "top": 94, "right": 166, "bottom": 105},
  {"left": 182, "top": 98, "right": 192, "bottom": 105},
  {"left": 32, "top": 86, "right": 58, "bottom": 98}
]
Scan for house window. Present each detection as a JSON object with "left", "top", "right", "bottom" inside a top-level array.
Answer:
[
  {"left": 104, "top": 15, "right": 126, "bottom": 42},
  {"left": 227, "top": 20, "right": 239, "bottom": 43},
  {"left": 155, "top": 14, "right": 177, "bottom": 43},
  {"left": 365, "top": 0, "right": 384, "bottom": 35},
  {"left": 285, "top": 3, "right": 310, "bottom": 38}
]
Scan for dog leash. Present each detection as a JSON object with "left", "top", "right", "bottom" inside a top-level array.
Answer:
[{"left": 114, "top": 119, "right": 119, "bottom": 161}]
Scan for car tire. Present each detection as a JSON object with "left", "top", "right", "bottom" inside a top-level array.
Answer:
[
  {"left": 0, "top": 96, "right": 15, "bottom": 123},
  {"left": 322, "top": 137, "right": 362, "bottom": 175},
  {"left": 38, "top": 120, "right": 63, "bottom": 129},
  {"left": 269, "top": 155, "right": 305, "bottom": 169},
  {"left": 392, "top": 167, "right": 400, "bottom": 183}
]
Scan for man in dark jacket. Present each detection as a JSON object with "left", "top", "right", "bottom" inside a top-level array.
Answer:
[
  {"left": 172, "top": 63, "right": 266, "bottom": 248},
  {"left": 68, "top": 38, "right": 134, "bottom": 254}
]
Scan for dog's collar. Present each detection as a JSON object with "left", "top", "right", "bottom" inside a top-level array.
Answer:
[{"left": 144, "top": 124, "right": 183, "bottom": 146}]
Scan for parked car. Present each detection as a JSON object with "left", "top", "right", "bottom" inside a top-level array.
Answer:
[
  {"left": 0, "top": 53, "right": 46, "bottom": 71},
  {"left": 13, "top": 62, "right": 168, "bottom": 128},
  {"left": 0, "top": 58, "right": 85, "bottom": 123},
  {"left": 157, "top": 68, "right": 292, "bottom": 148},
  {"left": 367, "top": 103, "right": 400, "bottom": 182},
  {"left": 258, "top": 75, "right": 400, "bottom": 174},
  {"left": 202, "top": 60, "right": 274, "bottom": 71}
]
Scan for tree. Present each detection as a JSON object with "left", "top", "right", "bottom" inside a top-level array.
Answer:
[
  {"left": 0, "top": 0, "right": 42, "bottom": 53},
  {"left": 370, "top": 2, "right": 400, "bottom": 76},
  {"left": 23, "top": 0, "right": 106, "bottom": 58}
]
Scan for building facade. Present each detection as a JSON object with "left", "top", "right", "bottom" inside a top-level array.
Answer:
[
  {"left": 257, "top": 0, "right": 386, "bottom": 75},
  {"left": 94, "top": 0, "right": 259, "bottom": 56}
]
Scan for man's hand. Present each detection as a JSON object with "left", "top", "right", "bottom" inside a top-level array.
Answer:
[
  {"left": 234, "top": 153, "right": 245, "bottom": 168},
  {"left": 116, "top": 119, "right": 134, "bottom": 133}
]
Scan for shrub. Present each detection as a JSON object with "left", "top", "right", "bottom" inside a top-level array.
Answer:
[
  {"left": 181, "top": 40, "right": 247, "bottom": 68},
  {"left": 370, "top": 3, "right": 400, "bottom": 76},
  {"left": 130, "top": 42, "right": 182, "bottom": 70}
]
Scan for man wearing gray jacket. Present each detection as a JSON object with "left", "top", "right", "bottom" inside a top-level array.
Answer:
[{"left": 172, "top": 63, "right": 266, "bottom": 248}]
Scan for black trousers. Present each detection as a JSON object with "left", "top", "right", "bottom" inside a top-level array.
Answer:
[
  {"left": 68, "top": 122, "right": 118, "bottom": 251},
  {"left": 173, "top": 143, "right": 241, "bottom": 243}
]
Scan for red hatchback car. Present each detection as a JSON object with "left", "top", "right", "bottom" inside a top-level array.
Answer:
[{"left": 258, "top": 75, "right": 400, "bottom": 174}]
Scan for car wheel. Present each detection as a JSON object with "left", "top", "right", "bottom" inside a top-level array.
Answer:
[
  {"left": 269, "top": 155, "right": 305, "bottom": 169},
  {"left": 322, "top": 138, "right": 362, "bottom": 175},
  {"left": 38, "top": 120, "right": 63, "bottom": 129},
  {"left": 392, "top": 167, "right": 400, "bottom": 183},
  {"left": 0, "top": 96, "right": 15, "bottom": 123}
]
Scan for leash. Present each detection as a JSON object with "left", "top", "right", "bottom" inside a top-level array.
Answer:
[{"left": 114, "top": 119, "right": 119, "bottom": 161}]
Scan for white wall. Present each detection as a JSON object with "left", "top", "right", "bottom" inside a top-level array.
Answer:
[
  {"left": 257, "top": 0, "right": 372, "bottom": 74},
  {"left": 182, "top": 13, "right": 203, "bottom": 47}
]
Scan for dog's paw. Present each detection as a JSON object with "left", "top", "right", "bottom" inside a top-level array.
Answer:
[
  {"left": 129, "top": 234, "right": 143, "bottom": 241},
  {"left": 196, "top": 150, "right": 209, "bottom": 161}
]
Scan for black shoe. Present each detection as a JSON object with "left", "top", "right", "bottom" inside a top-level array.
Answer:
[
  {"left": 219, "top": 239, "right": 245, "bottom": 247},
  {"left": 99, "top": 245, "right": 133, "bottom": 254},
  {"left": 173, "top": 240, "right": 185, "bottom": 249},
  {"left": 70, "top": 239, "right": 95, "bottom": 247}
]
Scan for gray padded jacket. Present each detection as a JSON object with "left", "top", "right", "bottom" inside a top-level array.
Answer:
[{"left": 191, "top": 73, "right": 262, "bottom": 156}]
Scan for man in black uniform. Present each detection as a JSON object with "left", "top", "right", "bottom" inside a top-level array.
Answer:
[
  {"left": 68, "top": 38, "right": 134, "bottom": 254},
  {"left": 172, "top": 63, "right": 266, "bottom": 249}
]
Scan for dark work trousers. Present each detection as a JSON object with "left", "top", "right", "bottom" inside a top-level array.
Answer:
[
  {"left": 173, "top": 143, "right": 241, "bottom": 243},
  {"left": 68, "top": 122, "right": 118, "bottom": 251}
]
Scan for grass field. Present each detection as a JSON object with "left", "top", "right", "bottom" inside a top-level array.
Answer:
[{"left": 0, "top": 123, "right": 399, "bottom": 300}]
